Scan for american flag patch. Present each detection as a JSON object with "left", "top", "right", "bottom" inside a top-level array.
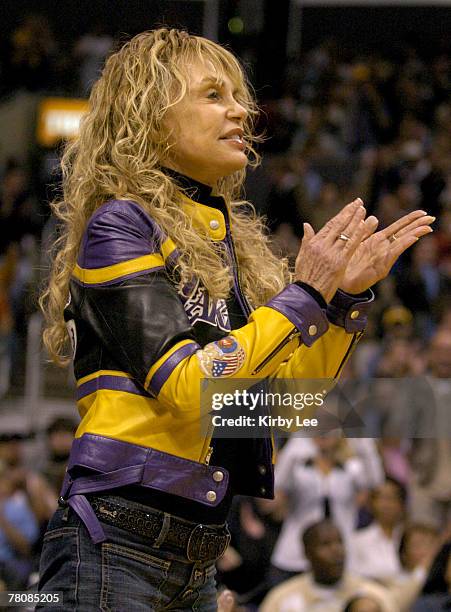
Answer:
[{"left": 197, "top": 336, "right": 245, "bottom": 378}]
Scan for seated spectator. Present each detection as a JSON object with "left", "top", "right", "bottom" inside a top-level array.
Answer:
[
  {"left": 350, "top": 478, "right": 407, "bottom": 581},
  {"left": 409, "top": 329, "right": 451, "bottom": 529},
  {"left": 40, "top": 417, "right": 78, "bottom": 493},
  {"left": 0, "top": 461, "right": 39, "bottom": 588},
  {"left": 0, "top": 434, "right": 56, "bottom": 528},
  {"left": 260, "top": 520, "right": 395, "bottom": 612},
  {"left": 380, "top": 523, "right": 442, "bottom": 610},
  {"left": 396, "top": 235, "right": 451, "bottom": 338},
  {"left": 412, "top": 542, "right": 451, "bottom": 611},
  {"left": 351, "top": 484, "right": 442, "bottom": 610},
  {"left": 270, "top": 437, "right": 367, "bottom": 582}
]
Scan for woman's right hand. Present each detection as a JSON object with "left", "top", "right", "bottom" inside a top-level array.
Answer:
[{"left": 294, "top": 198, "right": 377, "bottom": 303}]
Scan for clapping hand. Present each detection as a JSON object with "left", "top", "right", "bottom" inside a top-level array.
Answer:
[
  {"left": 295, "top": 199, "right": 374, "bottom": 302},
  {"left": 340, "top": 209, "right": 434, "bottom": 295}
]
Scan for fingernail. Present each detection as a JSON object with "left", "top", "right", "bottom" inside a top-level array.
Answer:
[
  {"left": 356, "top": 198, "right": 364, "bottom": 205},
  {"left": 431, "top": 216, "right": 436, "bottom": 222},
  {"left": 420, "top": 211, "right": 428, "bottom": 215}
]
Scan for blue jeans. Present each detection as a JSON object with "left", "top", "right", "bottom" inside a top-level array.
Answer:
[{"left": 37, "top": 498, "right": 219, "bottom": 611}]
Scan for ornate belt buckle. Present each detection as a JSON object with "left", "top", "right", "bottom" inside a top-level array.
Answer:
[{"left": 187, "top": 524, "right": 231, "bottom": 562}]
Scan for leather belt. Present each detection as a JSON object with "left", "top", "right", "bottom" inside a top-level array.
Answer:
[{"left": 77, "top": 495, "right": 231, "bottom": 562}]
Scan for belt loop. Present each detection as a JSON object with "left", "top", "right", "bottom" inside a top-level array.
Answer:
[
  {"left": 152, "top": 512, "right": 171, "bottom": 548},
  {"left": 68, "top": 494, "right": 107, "bottom": 544},
  {"left": 60, "top": 471, "right": 72, "bottom": 499}
]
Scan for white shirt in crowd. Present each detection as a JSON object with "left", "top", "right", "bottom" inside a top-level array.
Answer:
[
  {"left": 349, "top": 522, "right": 403, "bottom": 581},
  {"left": 260, "top": 572, "right": 397, "bottom": 612},
  {"left": 271, "top": 439, "right": 367, "bottom": 572}
]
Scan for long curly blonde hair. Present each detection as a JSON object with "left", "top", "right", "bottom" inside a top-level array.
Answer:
[{"left": 40, "top": 28, "right": 290, "bottom": 366}]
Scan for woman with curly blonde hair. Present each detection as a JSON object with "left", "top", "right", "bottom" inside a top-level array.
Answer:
[{"left": 37, "top": 28, "right": 432, "bottom": 610}]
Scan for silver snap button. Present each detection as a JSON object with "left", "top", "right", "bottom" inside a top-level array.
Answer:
[
  {"left": 350, "top": 310, "right": 360, "bottom": 319},
  {"left": 260, "top": 487, "right": 266, "bottom": 495},
  {"left": 213, "top": 471, "right": 224, "bottom": 482},
  {"left": 206, "top": 490, "right": 217, "bottom": 502},
  {"left": 209, "top": 219, "right": 220, "bottom": 230},
  {"left": 308, "top": 324, "right": 317, "bottom": 336},
  {"left": 258, "top": 465, "right": 266, "bottom": 475}
]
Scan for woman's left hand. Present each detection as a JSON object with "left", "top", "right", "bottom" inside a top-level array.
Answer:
[{"left": 340, "top": 210, "right": 435, "bottom": 295}]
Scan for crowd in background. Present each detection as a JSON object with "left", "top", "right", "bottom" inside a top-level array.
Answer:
[{"left": 0, "top": 12, "right": 450, "bottom": 611}]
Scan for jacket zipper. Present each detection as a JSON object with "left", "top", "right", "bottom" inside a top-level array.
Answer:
[
  {"left": 333, "top": 331, "right": 363, "bottom": 379},
  {"left": 225, "top": 226, "right": 253, "bottom": 317},
  {"left": 204, "top": 446, "right": 214, "bottom": 465},
  {"left": 252, "top": 328, "right": 298, "bottom": 375}
]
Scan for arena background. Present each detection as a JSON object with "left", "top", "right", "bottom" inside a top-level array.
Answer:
[{"left": 0, "top": 0, "right": 450, "bottom": 606}]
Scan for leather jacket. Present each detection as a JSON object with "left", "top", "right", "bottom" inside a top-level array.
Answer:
[{"left": 63, "top": 177, "right": 373, "bottom": 518}]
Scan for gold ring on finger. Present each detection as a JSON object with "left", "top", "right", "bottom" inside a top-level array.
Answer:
[
  {"left": 338, "top": 233, "right": 351, "bottom": 242},
  {"left": 388, "top": 234, "right": 398, "bottom": 243}
]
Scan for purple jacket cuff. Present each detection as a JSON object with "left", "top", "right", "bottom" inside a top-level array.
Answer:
[
  {"left": 266, "top": 284, "right": 329, "bottom": 347},
  {"left": 327, "top": 288, "right": 374, "bottom": 332}
]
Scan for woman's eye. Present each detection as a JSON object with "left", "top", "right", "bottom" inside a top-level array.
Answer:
[{"left": 207, "top": 90, "right": 220, "bottom": 100}]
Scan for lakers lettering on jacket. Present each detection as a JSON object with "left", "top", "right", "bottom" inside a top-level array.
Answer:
[{"left": 65, "top": 181, "right": 373, "bottom": 500}]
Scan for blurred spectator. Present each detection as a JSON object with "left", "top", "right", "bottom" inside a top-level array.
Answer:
[
  {"left": 261, "top": 520, "right": 396, "bottom": 612},
  {"left": 310, "top": 182, "right": 343, "bottom": 231},
  {"left": 350, "top": 478, "right": 407, "bottom": 581},
  {"left": 380, "top": 305, "right": 414, "bottom": 341},
  {"left": 397, "top": 523, "right": 441, "bottom": 600},
  {"left": 270, "top": 437, "right": 368, "bottom": 582},
  {"left": 420, "top": 150, "right": 448, "bottom": 219},
  {"left": 0, "top": 159, "right": 41, "bottom": 245},
  {"left": 436, "top": 209, "right": 451, "bottom": 270},
  {"left": 409, "top": 329, "right": 451, "bottom": 528},
  {"left": 348, "top": 480, "right": 435, "bottom": 609},
  {"left": 395, "top": 236, "right": 451, "bottom": 338},
  {"left": 265, "top": 154, "right": 320, "bottom": 238},
  {"left": 0, "top": 241, "right": 16, "bottom": 397},
  {"left": 40, "top": 417, "right": 78, "bottom": 493},
  {"left": 0, "top": 460, "right": 39, "bottom": 589},
  {"left": 0, "top": 159, "right": 42, "bottom": 387},
  {"left": 73, "top": 22, "right": 114, "bottom": 95},
  {"left": 2, "top": 14, "right": 57, "bottom": 93},
  {"left": 375, "top": 337, "right": 423, "bottom": 378},
  {"left": 0, "top": 435, "right": 56, "bottom": 530}
]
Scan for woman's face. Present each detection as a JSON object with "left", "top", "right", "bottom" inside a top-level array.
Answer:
[{"left": 165, "top": 61, "right": 248, "bottom": 186}]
